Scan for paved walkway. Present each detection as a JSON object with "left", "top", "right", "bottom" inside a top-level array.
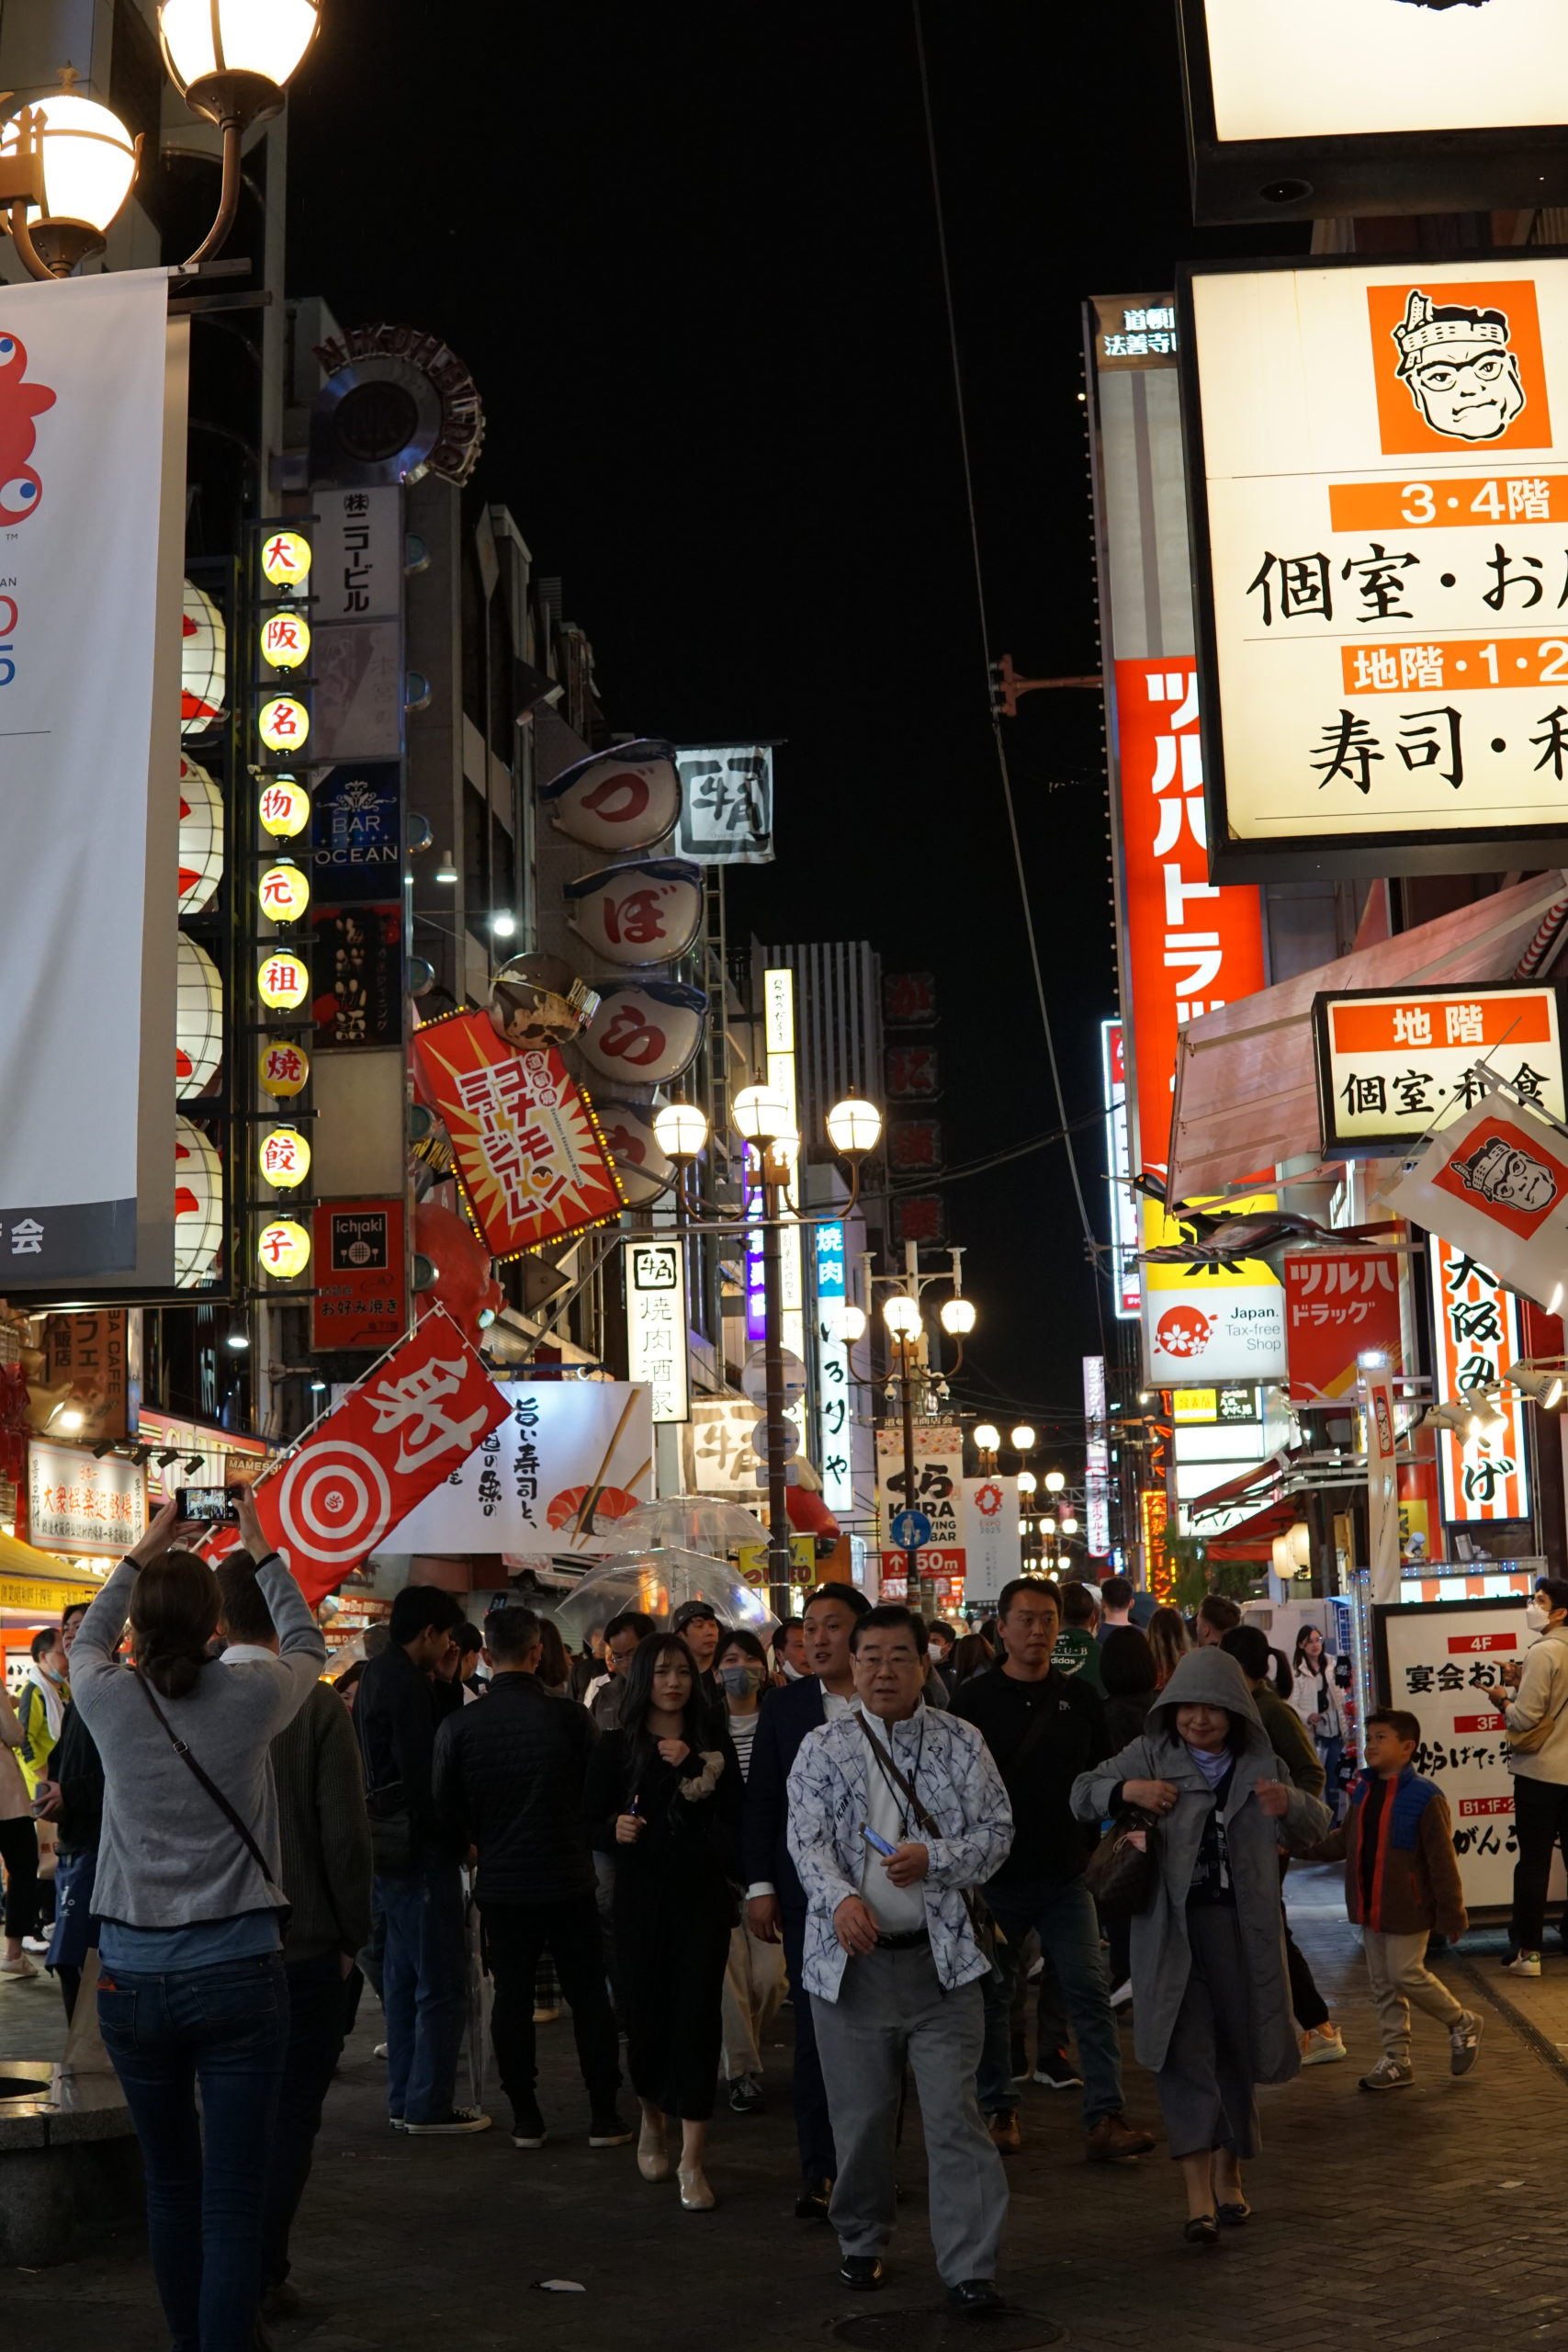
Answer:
[{"left": 4, "top": 1867, "right": 1567, "bottom": 2349}]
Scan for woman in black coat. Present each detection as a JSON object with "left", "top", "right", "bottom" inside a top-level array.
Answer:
[{"left": 583, "top": 1632, "right": 741, "bottom": 2211}]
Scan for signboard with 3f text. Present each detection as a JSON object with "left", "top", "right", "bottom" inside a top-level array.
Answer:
[
  {"left": 1185, "top": 254, "right": 1568, "bottom": 878},
  {"left": 1314, "top": 984, "right": 1565, "bottom": 1158}
]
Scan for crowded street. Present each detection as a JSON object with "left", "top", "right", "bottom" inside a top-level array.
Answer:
[{"left": 8, "top": 5, "right": 1568, "bottom": 2349}]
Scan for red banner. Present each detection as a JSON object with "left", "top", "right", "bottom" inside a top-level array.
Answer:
[
  {"left": 1282, "top": 1248, "right": 1404, "bottom": 1404},
  {"left": 254, "top": 1310, "right": 502, "bottom": 1603},
  {"left": 411, "top": 1012, "right": 623, "bottom": 1261}
]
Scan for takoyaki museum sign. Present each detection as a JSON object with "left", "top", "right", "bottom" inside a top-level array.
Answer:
[{"left": 378, "top": 1379, "right": 654, "bottom": 1555}]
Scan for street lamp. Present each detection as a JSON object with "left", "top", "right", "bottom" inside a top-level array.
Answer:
[
  {"left": 840, "top": 1304, "right": 867, "bottom": 1343},
  {"left": 1043, "top": 1469, "right": 1066, "bottom": 1495},
  {"left": 653, "top": 1100, "right": 708, "bottom": 1161},
  {"left": 974, "top": 1422, "right": 1001, "bottom": 1469},
  {"left": 732, "top": 1083, "right": 791, "bottom": 1144},
  {"left": 1017, "top": 1468, "right": 1037, "bottom": 1495},
  {"left": 159, "top": 0, "right": 321, "bottom": 264},
  {"left": 826, "top": 1098, "right": 882, "bottom": 1156},
  {"left": 0, "top": 83, "right": 141, "bottom": 277}
]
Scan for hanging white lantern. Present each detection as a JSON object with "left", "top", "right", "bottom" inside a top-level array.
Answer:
[
  {"left": 177, "top": 754, "right": 224, "bottom": 914},
  {"left": 181, "top": 578, "right": 227, "bottom": 737},
  {"left": 174, "top": 1116, "right": 223, "bottom": 1288},
  {"left": 257, "top": 1218, "right": 311, "bottom": 1279},
  {"left": 176, "top": 933, "right": 223, "bottom": 1096}
]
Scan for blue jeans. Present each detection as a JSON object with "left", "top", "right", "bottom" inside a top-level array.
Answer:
[
  {"left": 261, "top": 1952, "right": 353, "bottom": 2288},
  {"left": 97, "top": 1952, "right": 288, "bottom": 2352},
  {"left": 977, "top": 1875, "right": 1125, "bottom": 2125},
  {"left": 378, "top": 1864, "right": 467, "bottom": 2125}
]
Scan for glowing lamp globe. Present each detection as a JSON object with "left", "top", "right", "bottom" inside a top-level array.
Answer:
[
  {"left": 258, "top": 862, "right": 310, "bottom": 922},
  {"left": 0, "top": 93, "right": 138, "bottom": 261},
  {"left": 259, "top": 1126, "right": 310, "bottom": 1189},
  {"left": 1039, "top": 1516, "right": 1057, "bottom": 1537},
  {"left": 258, "top": 776, "right": 310, "bottom": 838},
  {"left": 883, "top": 1294, "right": 920, "bottom": 1339},
  {"left": 160, "top": 0, "right": 321, "bottom": 118},
  {"left": 259, "top": 1038, "right": 310, "bottom": 1097},
  {"left": 1017, "top": 1470, "right": 1038, "bottom": 1495},
  {"left": 257, "top": 1218, "right": 311, "bottom": 1279},
  {"left": 1061, "top": 1516, "right": 1080, "bottom": 1535},
  {"left": 826, "top": 1098, "right": 882, "bottom": 1156},
  {"left": 731, "top": 1083, "right": 790, "bottom": 1144},
  {"left": 653, "top": 1101, "right": 708, "bottom": 1160},
  {"left": 973, "top": 1423, "right": 1001, "bottom": 1454},
  {"left": 258, "top": 695, "right": 309, "bottom": 753},
  {"left": 257, "top": 950, "right": 310, "bottom": 1010},
  {"left": 175, "top": 934, "right": 223, "bottom": 1095},
  {"left": 1043, "top": 1469, "right": 1066, "bottom": 1494},
  {"left": 177, "top": 755, "right": 224, "bottom": 913},
  {"left": 941, "top": 1296, "right": 976, "bottom": 1336},
  {"left": 260, "top": 609, "right": 310, "bottom": 670},
  {"left": 1010, "top": 1424, "right": 1037, "bottom": 1453},
  {"left": 840, "top": 1304, "right": 867, "bottom": 1342},
  {"left": 181, "top": 579, "right": 227, "bottom": 736}
]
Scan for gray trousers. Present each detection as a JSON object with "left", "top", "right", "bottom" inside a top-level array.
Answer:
[
  {"left": 1155, "top": 1904, "right": 1260, "bottom": 2163},
  {"left": 810, "top": 1944, "right": 1007, "bottom": 2288}
]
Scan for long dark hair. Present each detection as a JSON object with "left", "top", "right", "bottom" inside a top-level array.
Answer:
[
  {"left": 1292, "top": 1624, "right": 1326, "bottom": 1675},
  {"left": 617, "top": 1633, "right": 711, "bottom": 1788},
  {"left": 130, "top": 1550, "right": 220, "bottom": 1700}
]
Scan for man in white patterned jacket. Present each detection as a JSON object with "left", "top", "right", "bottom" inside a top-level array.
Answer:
[{"left": 786, "top": 1602, "right": 1014, "bottom": 2316}]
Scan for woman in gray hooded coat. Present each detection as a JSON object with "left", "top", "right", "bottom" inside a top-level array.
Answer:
[{"left": 1071, "top": 1646, "right": 1329, "bottom": 2244}]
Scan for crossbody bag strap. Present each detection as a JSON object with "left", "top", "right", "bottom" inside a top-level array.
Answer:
[
  {"left": 856, "top": 1711, "right": 942, "bottom": 1843},
  {"left": 132, "top": 1668, "right": 275, "bottom": 1886}
]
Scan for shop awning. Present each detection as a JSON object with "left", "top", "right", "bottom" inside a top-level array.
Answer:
[
  {"left": 1186, "top": 1451, "right": 1292, "bottom": 1523},
  {"left": 1166, "top": 872, "right": 1568, "bottom": 1204},
  {"left": 0, "top": 1532, "right": 104, "bottom": 1617},
  {"left": 1202, "top": 1498, "right": 1299, "bottom": 1563}
]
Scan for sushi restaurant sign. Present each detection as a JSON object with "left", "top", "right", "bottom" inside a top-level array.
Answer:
[{"left": 381, "top": 1379, "right": 653, "bottom": 1554}]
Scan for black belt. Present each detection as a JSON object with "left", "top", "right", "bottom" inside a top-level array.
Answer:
[{"left": 874, "top": 1928, "right": 930, "bottom": 1951}]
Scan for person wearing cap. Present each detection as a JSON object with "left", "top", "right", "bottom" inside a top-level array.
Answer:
[{"left": 671, "top": 1600, "right": 727, "bottom": 1724}]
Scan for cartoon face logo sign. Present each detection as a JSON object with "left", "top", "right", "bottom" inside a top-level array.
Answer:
[
  {"left": 1393, "top": 290, "right": 1524, "bottom": 443},
  {"left": 0, "top": 333, "right": 56, "bottom": 524},
  {"left": 1453, "top": 1135, "right": 1560, "bottom": 1216},
  {"left": 1155, "top": 1305, "right": 1212, "bottom": 1363}
]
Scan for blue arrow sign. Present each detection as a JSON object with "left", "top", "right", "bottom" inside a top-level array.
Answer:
[{"left": 890, "top": 1508, "right": 933, "bottom": 1552}]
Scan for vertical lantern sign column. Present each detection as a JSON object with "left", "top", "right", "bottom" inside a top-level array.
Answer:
[{"left": 254, "top": 524, "right": 317, "bottom": 1298}]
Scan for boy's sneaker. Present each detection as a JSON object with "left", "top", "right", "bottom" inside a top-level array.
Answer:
[
  {"left": 1450, "top": 2009, "right": 1483, "bottom": 2076},
  {"left": 512, "top": 2098, "right": 547, "bottom": 2148},
  {"left": 728, "top": 2074, "right": 764, "bottom": 2115},
  {"left": 404, "top": 2107, "right": 492, "bottom": 2136},
  {"left": 1032, "top": 2049, "right": 1083, "bottom": 2090},
  {"left": 1359, "top": 2056, "right": 1414, "bottom": 2092},
  {"left": 1301, "top": 2024, "right": 1348, "bottom": 2065},
  {"left": 1505, "top": 1950, "right": 1542, "bottom": 1978}
]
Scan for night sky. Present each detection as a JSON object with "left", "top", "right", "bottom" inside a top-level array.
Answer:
[{"left": 288, "top": 3, "right": 1295, "bottom": 1457}]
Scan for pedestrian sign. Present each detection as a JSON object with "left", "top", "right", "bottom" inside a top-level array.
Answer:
[{"left": 890, "top": 1508, "right": 932, "bottom": 1552}]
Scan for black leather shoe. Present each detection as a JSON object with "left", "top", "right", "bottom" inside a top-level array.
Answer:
[
  {"left": 946, "top": 2280, "right": 1004, "bottom": 2315},
  {"left": 839, "top": 2256, "right": 884, "bottom": 2291},
  {"left": 795, "top": 2178, "right": 833, "bottom": 2221}
]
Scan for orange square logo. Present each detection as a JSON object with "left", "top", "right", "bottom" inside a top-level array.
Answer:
[{"left": 1367, "top": 279, "right": 1551, "bottom": 457}]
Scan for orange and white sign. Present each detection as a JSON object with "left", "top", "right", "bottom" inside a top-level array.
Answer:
[
  {"left": 1386, "top": 1091, "right": 1568, "bottom": 1318},
  {"left": 1425, "top": 1235, "right": 1530, "bottom": 1527},
  {"left": 1316, "top": 983, "right": 1566, "bottom": 1156},
  {"left": 1188, "top": 257, "right": 1568, "bottom": 867}
]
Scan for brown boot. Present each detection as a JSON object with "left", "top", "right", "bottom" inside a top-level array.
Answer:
[
  {"left": 987, "top": 2109, "right": 1021, "bottom": 2154},
  {"left": 1086, "top": 2112, "right": 1156, "bottom": 2162}
]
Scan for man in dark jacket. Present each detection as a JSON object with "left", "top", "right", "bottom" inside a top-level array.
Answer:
[
  {"left": 742, "top": 1579, "right": 870, "bottom": 2217},
  {"left": 33, "top": 1600, "right": 99, "bottom": 2018},
  {"left": 355, "top": 1583, "right": 486, "bottom": 2135},
  {"left": 434, "top": 1604, "right": 627, "bottom": 2152}
]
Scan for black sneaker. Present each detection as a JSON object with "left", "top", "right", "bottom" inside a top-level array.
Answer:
[
  {"left": 405, "top": 2107, "right": 492, "bottom": 2136},
  {"left": 795, "top": 2177, "right": 833, "bottom": 2220},
  {"left": 728, "top": 2073, "right": 764, "bottom": 2116},
  {"left": 588, "top": 2110, "right": 632, "bottom": 2147},
  {"left": 512, "top": 2099, "right": 546, "bottom": 2149},
  {"left": 1032, "top": 2049, "right": 1083, "bottom": 2090},
  {"left": 840, "top": 2256, "right": 883, "bottom": 2291}
]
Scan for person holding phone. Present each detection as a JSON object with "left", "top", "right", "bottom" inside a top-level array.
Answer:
[{"left": 71, "top": 1484, "right": 327, "bottom": 2352}]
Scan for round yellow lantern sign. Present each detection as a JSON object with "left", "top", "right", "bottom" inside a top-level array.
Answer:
[
  {"left": 257, "top": 1218, "right": 311, "bottom": 1278},
  {"left": 258, "top": 863, "right": 311, "bottom": 923},
  {"left": 258, "top": 695, "right": 310, "bottom": 754},
  {"left": 260, "top": 610, "right": 311, "bottom": 671},
  {"left": 258, "top": 777, "right": 310, "bottom": 839},
  {"left": 259, "top": 1127, "right": 311, "bottom": 1190},
  {"left": 259, "top": 1040, "right": 310, "bottom": 1098},
  {"left": 257, "top": 950, "right": 310, "bottom": 1010},
  {"left": 260, "top": 529, "right": 311, "bottom": 588}
]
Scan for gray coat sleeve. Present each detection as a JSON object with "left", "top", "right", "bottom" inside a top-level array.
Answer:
[{"left": 1071, "top": 1733, "right": 1156, "bottom": 1824}]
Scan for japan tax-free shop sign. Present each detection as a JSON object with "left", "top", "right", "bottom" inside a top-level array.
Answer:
[{"left": 1184, "top": 252, "right": 1568, "bottom": 879}]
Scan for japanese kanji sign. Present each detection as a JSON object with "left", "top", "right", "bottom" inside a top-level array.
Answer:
[
  {"left": 673, "top": 743, "right": 774, "bottom": 865},
  {"left": 255, "top": 1312, "right": 502, "bottom": 1602},
  {"left": 626, "top": 1239, "right": 688, "bottom": 1423},
  {"left": 1421, "top": 1234, "right": 1532, "bottom": 1526},
  {"left": 1384, "top": 1091, "right": 1568, "bottom": 1316},
  {"left": 1101, "top": 1020, "right": 1140, "bottom": 1320},
  {"left": 875, "top": 1424, "right": 964, "bottom": 1562},
  {"left": 1141, "top": 1190, "right": 1289, "bottom": 1385},
  {"left": 1283, "top": 1248, "right": 1404, "bottom": 1405},
  {"left": 1314, "top": 984, "right": 1566, "bottom": 1157},
  {"left": 813, "top": 1221, "right": 854, "bottom": 1518},
  {"left": 1186, "top": 255, "right": 1568, "bottom": 876},
  {"left": 411, "top": 1012, "right": 623, "bottom": 1261},
  {"left": 385, "top": 1377, "right": 654, "bottom": 1557},
  {"left": 690, "top": 1397, "right": 763, "bottom": 1496},
  {"left": 28, "top": 1441, "right": 145, "bottom": 1557},
  {"left": 310, "top": 1200, "right": 407, "bottom": 1354}
]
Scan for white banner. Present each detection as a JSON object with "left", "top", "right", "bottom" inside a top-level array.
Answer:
[
  {"left": 0, "top": 270, "right": 178, "bottom": 1283},
  {"left": 626, "top": 1239, "right": 689, "bottom": 1423},
  {"left": 384, "top": 1379, "right": 653, "bottom": 1554},
  {"left": 961, "top": 1475, "right": 1021, "bottom": 1607},
  {"left": 28, "top": 1440, "right": 146, "bottom": 1559}
]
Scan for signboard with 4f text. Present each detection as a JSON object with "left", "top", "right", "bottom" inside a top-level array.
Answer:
[
  {"left": 1185, "top": 254, "right": 1568, "bottom": 877},
  {"left": 1314, "top": 984, "right": 1565, "bottom": 1157}
]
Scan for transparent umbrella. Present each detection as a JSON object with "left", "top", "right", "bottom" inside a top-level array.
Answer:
[
  {"left": 613, "top": 1494, "right": 771, "bottom": 1555},
  {"left": 553, "top": 1546, "right": 777, "bottom": 1645}
]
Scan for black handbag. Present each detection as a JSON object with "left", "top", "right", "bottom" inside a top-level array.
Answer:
[{"left": 1082, "top": 1807, "right": 1160, "bottom": 1917}]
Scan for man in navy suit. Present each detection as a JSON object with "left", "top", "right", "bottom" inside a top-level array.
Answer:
[{"left": 743, "top": 1580, "right": 871, "bottom": 2217}]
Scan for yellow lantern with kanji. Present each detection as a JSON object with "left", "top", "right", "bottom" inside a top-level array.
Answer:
[
  {"left": 258, "top": 695, "right": 310, "bottom": 754},
  {"left": 257, "top": 950, "right": 310, "bottom": 1010},
  {"left": 257, "top": 1218, "right": 311, "bottom": 1278},
  {"left": 260, "top": 610, "right": 310, "bottom": 671},
  {"left": 259, "top": 1039, "right": 310, "bottom": 1098},
  {"left": 260, "top": 529, "right": 311, "bottom": 587},
  {"left": 258, "top": 776, "right": 310, "bottom": 839},
  {"left": 258, "top": 862, "right": 310, "bottom": 923},
  {"left": 259, "top": 1127, "right": 311, "bottom": 1190}
]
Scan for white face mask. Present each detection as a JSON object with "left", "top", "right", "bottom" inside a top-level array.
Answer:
[{"left": 1527, "top": 1601, "right": 1551, "bottom": 1634}]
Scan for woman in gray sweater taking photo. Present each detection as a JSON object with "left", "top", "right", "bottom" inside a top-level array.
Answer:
[{"left": 73, "top": 1484, "right": 325, "bottom": 2352}]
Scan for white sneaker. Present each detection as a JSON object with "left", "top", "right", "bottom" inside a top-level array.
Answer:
[
  {"left": 373, "top": 2041, "right": 389, "bottom": 2058},
  {"left": 1110, "top": 1979, "right": 1133, "bottom": 2009},
  {"left": 20, "top": 1936, "right": 50, "bottom": 1953},
  {"left": 1505, "top": 1951, "right": 1542, "bottom": 1978},
  {"left": 0, "top": 1954, "right": 39, "bottom": 1981},
  {"left": 1301, "top": 2025, "right": 1348, "bottom": 2065}
]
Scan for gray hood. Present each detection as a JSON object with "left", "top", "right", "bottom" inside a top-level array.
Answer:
[{"left": 1147, "top": 1646, "right": 1269, "bottom": 1757}]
